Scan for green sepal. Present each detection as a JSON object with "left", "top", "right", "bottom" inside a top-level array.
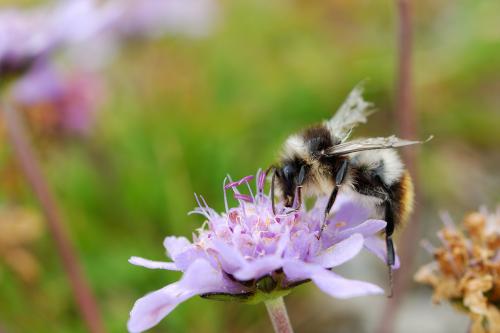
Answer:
[
  {"left": 199, "top": 288, "right": 292, "bottom": 305},
  {"left": 200, "top": 292, "right": 255, "bottom": 302}
]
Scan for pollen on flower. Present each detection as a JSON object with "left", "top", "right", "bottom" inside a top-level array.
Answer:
[
  {"left": 415, "top": 207, "right": 500, "bottom": 333},
  {"left": 336, "top": 221, "right": 347, "bottom": 228}
]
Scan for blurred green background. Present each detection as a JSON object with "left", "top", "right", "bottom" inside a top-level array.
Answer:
[{"left": 0, "top": 0, "right": 499, "bottom": 332}]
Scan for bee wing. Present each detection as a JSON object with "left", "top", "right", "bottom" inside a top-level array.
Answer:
[
  {"left": 325, "top": 83, "right": 375, "bottom": 142},
  {"left": 324, "top": 135, "right": 433, "bottom": 156}
]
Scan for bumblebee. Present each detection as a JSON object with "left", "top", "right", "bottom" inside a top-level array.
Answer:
[{"left": 270, "top": 86, "right": 429, "bottom": 290}]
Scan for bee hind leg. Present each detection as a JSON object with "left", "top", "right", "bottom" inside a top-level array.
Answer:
[
  {"left": 381, "top": 187, "right": 396, "bottom": 297},
  {"left": 385, "top": 201, "right": 396, "bottom": 297},
  {"left": 385, "top": 204, "right": 396, "bottom": 266}
]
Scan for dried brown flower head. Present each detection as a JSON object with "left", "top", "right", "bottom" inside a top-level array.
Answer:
[
  {"left": 0, "top": 205, "right": 43, "bottom": 284},
  {"left": 415, "top": 208, "right": 500, "bottom": 333}
]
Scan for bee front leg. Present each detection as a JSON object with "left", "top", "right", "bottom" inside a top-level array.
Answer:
[
  {"left": 283, "top": 165, "right": 307, "bottom": 214},
  {"left": 318, "top": 159, "right": 349, "bottom": 239},
  {"left": 271, "top": 168, "right": 277, "bottom": 215}
]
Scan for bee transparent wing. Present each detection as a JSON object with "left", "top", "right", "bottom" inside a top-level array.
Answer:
[
  {"left": 324, "top": 135, "right": 433, "bottom": 156},
  {"left": 325, "top": 83, "right": 375, "bottom": 142}
]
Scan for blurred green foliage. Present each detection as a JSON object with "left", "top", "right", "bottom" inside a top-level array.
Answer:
[{"left": 0, "top": 0, "right": 499, "bottom": 332}]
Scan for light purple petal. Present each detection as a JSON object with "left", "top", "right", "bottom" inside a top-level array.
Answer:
[
  {"left": 163, "top": 236, "right": 191, "bottom": 260},
  {"left": 128, "top": 282, "right": 195, "bottom": 333},
  {"left": 232, "top": 228, "right": 290, "bottom": 280},
  {"left": 311, "top": 269, "right": 384, "bottom": 299},
  {"left": 212, "top": 240, "right": 245, "bottom": 274},
  {"left": 364, "top": 236, "right": 400, "bottom": 269},
  {"left": 275, "top": 227, "right": 290, "bottom": 257},
  {"left": 311, "top": 233, "right": 364, "bottom": 268},
  {"left": 129, "top": 256, "right": 180, "bottom": 271},
  {"left": 233, "top": 256, "right": 284, "bottom": 281},
  {"left": 330, "top": 195, "right": 371, "bottom": 228},
  {"left": 336, "top": 219, "right": 386, "bottom": 240},
  {"left": 174, "top": 247, "right": 212, "bottom": 271},
  {"left": 283, "top": 260, "right": 383, "bottom": 299},
  {"left": 128, "top": 259, "right": 242, "bottom": 332}
]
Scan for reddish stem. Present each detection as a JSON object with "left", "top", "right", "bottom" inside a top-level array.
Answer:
[
  {"left": 265, "top": 297, "right": 294, "bottom": 333},
  {"left": 376, "top": 1, "right": 419, "bottom": 333},
  {"left": 1, "top": 103, "right": 106, "bottom": 333}
]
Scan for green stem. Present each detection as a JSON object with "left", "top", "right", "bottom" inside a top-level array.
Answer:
[{"left": 264, "top": 297, "right": 294, "bottom": 333}]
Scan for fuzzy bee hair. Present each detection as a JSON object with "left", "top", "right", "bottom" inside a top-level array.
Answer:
[{"left": 273, "top": 85, "right": 429, "bottom": 294}]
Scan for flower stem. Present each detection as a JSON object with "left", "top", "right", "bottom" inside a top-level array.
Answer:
[
  {"left": 1, "top": 102, "right": 106, "bottom": 333},
  {"left": 376, "top": 0, "right": 418, "bottom": 332},
  {"left": 265, "top": 297, "right": 294, "bottom": 333}
]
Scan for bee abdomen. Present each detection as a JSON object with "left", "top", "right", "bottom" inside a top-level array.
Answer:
[
  {"left": 389, "top": 170, "right": 414, "bottom": 228},
  {"left": 349, "top": 150, "right": 414, "bottom": 230}
]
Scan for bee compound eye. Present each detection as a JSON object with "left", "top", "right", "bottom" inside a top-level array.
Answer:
[{"left": 282, "top": 164, "right": 295, "bottom": 181}]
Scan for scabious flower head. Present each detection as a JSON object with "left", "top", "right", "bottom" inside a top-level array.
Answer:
[
  {"left": 415, "top": 208, "right": 500, "bottom": 333},
  {"left": 128, "top": 170, "right": 398, "bottom": 332}
]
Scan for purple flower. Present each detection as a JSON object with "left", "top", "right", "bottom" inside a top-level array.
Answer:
[
  {"left": 0, "top": 0, "right": 218, "bottom": 80},
  {"left": 128, "top": 170, "right": 398, "bottom": 332},
  {"left": 0, "top": 1, "right": 112, "bottom": 79},
  {"left": 12, "top": 63, "right": 103, "bottom": 136},
  {"left": 0, "top": 8, "right": 57, "bottom": 78},
  {"left": 112, "top": 0, "right": 219, "bottom": 39}
]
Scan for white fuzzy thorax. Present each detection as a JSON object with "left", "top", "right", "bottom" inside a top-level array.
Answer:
[{"left": 281, "top": 134, "right": 308, "bottom": 161}]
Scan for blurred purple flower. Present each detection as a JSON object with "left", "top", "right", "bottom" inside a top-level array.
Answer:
[
  {"left": 0, "top": 8, "right": 56, "bottom": 77},
  {"left": 2, "top": 0, "right": 218, "bottom": 136},
  {"left": 12, "top": 63, "right": 103, "bottom": 136},
  {"left": 0, "top": 1, "right": 113, "bottom": 79},
  {"left": 0, "top": 0, "right": 219, "bottom": 79},
  {"left": 128, "top": 170, "right": 397, "bottom": 332},
  {"left": 113, "top": 0, "right": 219, "bottom": 39}
]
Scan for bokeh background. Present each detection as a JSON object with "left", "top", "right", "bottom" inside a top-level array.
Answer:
[{"left": 0, "top": 0, "right": 499, "bottom": 332}]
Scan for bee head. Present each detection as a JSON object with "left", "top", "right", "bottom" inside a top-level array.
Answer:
[{"left": 275, "top": 159, "right": 308, "bottom": 207}]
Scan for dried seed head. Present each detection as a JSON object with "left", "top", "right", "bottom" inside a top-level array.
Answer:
[{"left": 415, "top": 207, "right": 500, "bottom": 333}]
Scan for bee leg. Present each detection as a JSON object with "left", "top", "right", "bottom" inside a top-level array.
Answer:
[
  {"left": 318, "top": 160, "right": 349, "bottom": 239},
  {"left": 317, "top": 186, "right": 340, "bottom": 239},
  {"left": 271, "top": 168, "right": 277, "bottom": 215},
  {"left": 374, "top": 175, "right": 396, "bottom": 297},
  {"left": 384, "top": 203, "right": 396, "bottom": 266},
  {"left": 384, "top": 202, "right": 396, "bottom": 297},
  {"left": 295, "top": 185, "right": 302, "bottom": 210},
  {"left": 286, "top": 186, "right": 303, "bottom": 214}
]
